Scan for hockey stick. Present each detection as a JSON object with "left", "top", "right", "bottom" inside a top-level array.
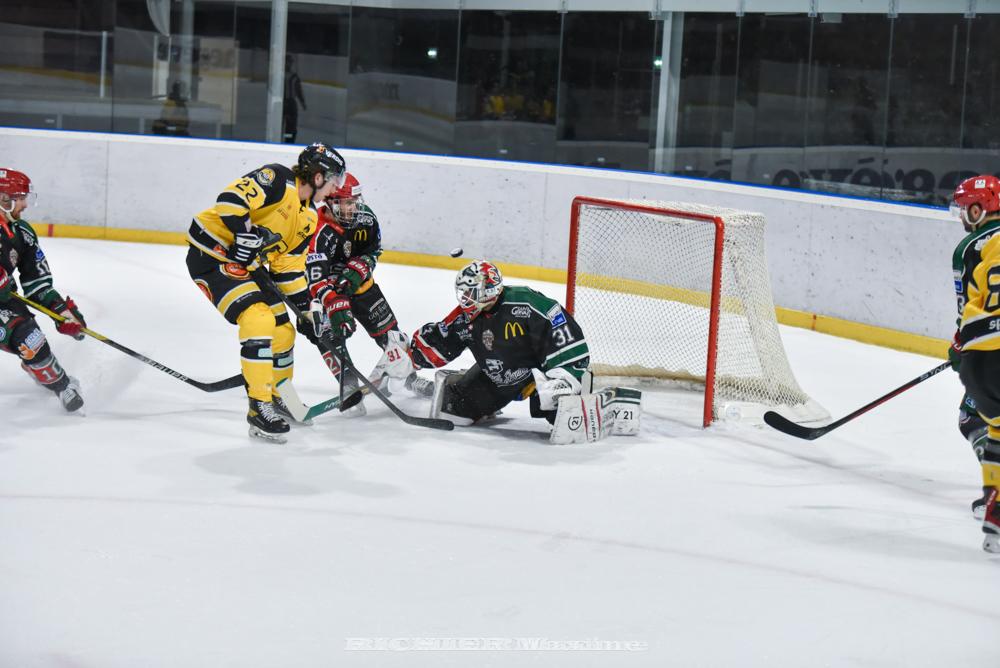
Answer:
[
  {"left": 763, "top": 361, "right": 951, "bottom": 440},
  {"left": 275, "top": 374, "right": 385, "bottom": 422},
  {"left": 250, "top": 268, "right": 453, "bottom": 431},
  {"left": 15, "top": 293, "right": 245, "bottom": 392}
]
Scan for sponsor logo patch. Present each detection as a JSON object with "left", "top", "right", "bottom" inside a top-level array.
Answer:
[
  {"left": 221, "top": 263, "right": 250, "bottom": 280},
  {"left": 568, "top": 415, "right": 582, "bottom": 431},
  {"left": 504, "top": 322, "right": 525, "bottom": 339},
  {"left": 482, "top": 329, "right": 494, "bottom": 351},
  {"left": 343, "top": 240, "right": 352, "bottom": 257},
  {"left": 18, "top": 328, "right": 45, "bottom": 360},
  {"left": 255, "top": 168, "right": 276, "bottom": 186},
  {"left": 307, "top": 252, "right": 327, "bottom": 263},
  {"left": 35, "top": 248, "right": 44, "bottom": 261},
  {"left": 9, "top": 249, "right": 18, "bottom": 267},
  {"left": 547, "top": 304, "right": 566, "bottom": 327},
  {"left": 510, "top": 306, "right": 531, "bottom": 318}
]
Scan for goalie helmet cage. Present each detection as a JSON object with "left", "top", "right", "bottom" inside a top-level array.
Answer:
[{"left": 566, "top": 196, "right": 828, "bottom": 428}]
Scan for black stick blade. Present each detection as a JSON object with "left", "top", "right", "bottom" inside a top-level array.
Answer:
[
  {"left": 763, "top": 411, "right": 826, "bottom": 441},
  {"left": 339, "top": 389, "right": 365, "bottom": 411}
]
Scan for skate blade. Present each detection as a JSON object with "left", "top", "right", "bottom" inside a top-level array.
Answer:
[{"left": 248, "top": 426, "right": 288, "bottom": 444}]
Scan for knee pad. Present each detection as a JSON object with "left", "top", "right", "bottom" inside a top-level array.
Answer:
[
  {"left": 237, "top": 302, "right": 277, "bottom": 339},
  {"left": 272, "top": 320, "right": 295, "bottom": 356}
]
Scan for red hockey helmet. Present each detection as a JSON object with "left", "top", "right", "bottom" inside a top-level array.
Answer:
[
  {"left": 326, "top": 173, "right": 363, "bottom": 226},
  {"left": 455, "top": 260, "right": 503, "bottom": 318},
  {"left": 0, "top": 168, "right": 36, "bottom": 212},
  {"left": 951, "top": 175, "right": 1000, "bottom": 231}
]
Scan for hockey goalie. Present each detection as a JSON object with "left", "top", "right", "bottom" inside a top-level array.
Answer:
[{"left": 402, "top": 260, "right": 642, "bottom": 444}]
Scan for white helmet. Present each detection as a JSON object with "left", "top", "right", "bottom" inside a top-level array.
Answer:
[{"left": 455, "top": 261, "right": 503, "bottom": 317}]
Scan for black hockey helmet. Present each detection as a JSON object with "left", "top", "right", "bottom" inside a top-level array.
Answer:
[{"left": 297, "top": 142, "right": 346, "bottom": 188}]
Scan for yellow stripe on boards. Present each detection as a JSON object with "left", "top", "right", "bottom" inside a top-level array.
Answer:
[{"left": 30, "top": 222, "right": 950, "bottom": 359}]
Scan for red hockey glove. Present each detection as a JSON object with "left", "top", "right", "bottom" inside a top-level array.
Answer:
[
  {"left": 335, "top": 257, "right": 372, "bottom": 296},
  {"left": 321, "top": 292, "right": 356, "bottom": 338},
  {"left": 949, "top": 330, "right": 963, "bottom": 372},
  {"left": 51, "top": 295, "right": 86, "bottom": 340},
  {"left": 0, "top": 265, "right": 13, "bottom": 302}
]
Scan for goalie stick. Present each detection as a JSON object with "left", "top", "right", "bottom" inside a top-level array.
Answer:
[
  {"left": 763, "top": 361, "right": 951, "bottom": 440},
  {"left": 250, "top": 267, "right": 454, "bottom": 431},
  {"left": 16, "top": 293, "right": 245, "bottom": 393}
]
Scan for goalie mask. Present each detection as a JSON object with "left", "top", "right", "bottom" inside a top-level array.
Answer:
[
  {"left": 0, "top": 168, "right": 36, "bottom": 218},
  {"left": 455, "top": 261, "right": 503, "bottom": 318},
  {"left": 327, "top": 173, "right": 364, "bottom": 227},
  {"left": 951, "top": 175, "right": 1000, "bottom": 232}
]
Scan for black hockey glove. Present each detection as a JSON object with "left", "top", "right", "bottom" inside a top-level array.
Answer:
[
  {"left": 0, "top": 265, "right": 13, "bottom": 301},
  {"left": 227, "top": 228, "right": 265, "bottom": 266}
]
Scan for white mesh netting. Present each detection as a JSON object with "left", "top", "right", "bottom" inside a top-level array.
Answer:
[{"left": 569, "top": 198, "right": 828, "bottom": 425}]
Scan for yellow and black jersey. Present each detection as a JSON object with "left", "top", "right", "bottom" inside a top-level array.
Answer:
[
  {"left": 187, "top": 163, "right": 317, "bottom": 298},
  {"left": 961, "top": 233, "right": 1000, "bottom": 352}
]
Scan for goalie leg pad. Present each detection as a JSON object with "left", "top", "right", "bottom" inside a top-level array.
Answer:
[
  {"left": 549, "top": 387, "right": 643, "bottom": 444},
  {"left": 550, "top": 393, "right": 612, "bottom": 445},
  {"left": 430, "top": 370, "right": 474, "bottom": 426},
  {"left": 430, "top": 367, "right": 514, "bottom": 426},
  {"left": 606, "top": 387, "right": 643, "bottom": 436}
]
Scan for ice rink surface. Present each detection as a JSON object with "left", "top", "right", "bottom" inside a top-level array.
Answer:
[{"left": 0, "top": 238, "right": 996, "bottom": 667}]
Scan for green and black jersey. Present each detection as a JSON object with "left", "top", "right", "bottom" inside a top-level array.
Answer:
[{"left": 412, "top": 285, "right": 589, "bottom": 392}]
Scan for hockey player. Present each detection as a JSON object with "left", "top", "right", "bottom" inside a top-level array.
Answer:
[
  {"left": 957, "top": 226, "right": 1000, "bottom": 553},
  {"left": 305, "top": 172, "right": 433, "bottom": 415},
  {"left": 949, "top": 175, "right": 1000, "bottom": 518},
  {"left": 407, "top": 261, "right": 640, "bottom": 443},
  {"left": 186, "top": 142, "right": 350, "bottom": 443},
  {"left": 0, "top": 168, "right": 85, "bottom": 412}
]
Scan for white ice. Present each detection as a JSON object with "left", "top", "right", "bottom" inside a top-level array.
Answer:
[{"left": 0, "top": 238, "right": 995, "bottom": 668}]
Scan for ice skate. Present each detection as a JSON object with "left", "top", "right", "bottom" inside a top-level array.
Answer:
[
  {"left": 247, "top": 397, "right": 290, "bottom": 444},
  {"left": 57, "top": 376, "right": 84, "bottom": 413},
  {"left": 273, "top": 394, "right": 313, "bottom": 426},
  {"left": 972, "top": 487, "right": 989, "bottom": 520}
]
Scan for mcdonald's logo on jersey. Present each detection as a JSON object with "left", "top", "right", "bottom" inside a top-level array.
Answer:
[
  {"left": 504, "top": 322, "right": 525, "bottom": 339},
  {"left": 353, "top": 228, "right": 368, "bottom": 242}
]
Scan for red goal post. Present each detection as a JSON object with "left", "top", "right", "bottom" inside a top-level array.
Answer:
[{"left": 566, "top": 196, "right": 828, "bottom": 428}]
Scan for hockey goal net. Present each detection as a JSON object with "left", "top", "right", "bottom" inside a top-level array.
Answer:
[{"left": 567, "top": 196, "right": 828, "bottom": 427}]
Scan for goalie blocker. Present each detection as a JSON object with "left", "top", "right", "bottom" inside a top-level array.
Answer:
[{"left": 430, "top": 369, "right": 642, "bottom": 444}]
